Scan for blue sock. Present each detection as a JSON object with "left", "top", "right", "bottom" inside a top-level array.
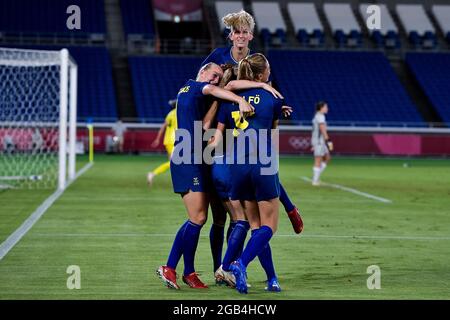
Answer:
[
  {"left": 222, "top": 220, "right": 249, "bottom": 271},
  {"left": 240, "top": 225, "right": 273, "bottom": 268},
  {"left": 279, "top": 183, "right": 295, "bottom": 213},
  {"left": 226, "top": 221, "right": 237, "bottom": 242},
  {"left": 182, "top": 221, "right": 203, "bottom": 276},
  {"left": 252, "top": 229, "right": 276, "bottom": 280},
  {"left": 209, "top": 223, "right": 225, "bottom": 272},
  {"left": 166, "top": 220, "right": 189, "bottom": 269}
]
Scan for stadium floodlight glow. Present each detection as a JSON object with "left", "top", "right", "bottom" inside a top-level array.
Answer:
[{"left": 0, "top": 48, "right": 78, "bottom": 190}]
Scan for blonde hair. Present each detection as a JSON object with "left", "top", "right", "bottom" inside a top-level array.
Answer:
[
  {"left": 237, "top": 53, "right": 268, "bottom": 81},
  {"left": 222, "top": 10, "right": 255, "bottom": 33},
  {"left": 219, "top": 64, "right": 237, "bottom": 87}
]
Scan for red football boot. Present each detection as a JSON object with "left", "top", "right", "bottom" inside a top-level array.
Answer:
[
  {"left": 182, "top": 272, "right": 209, "bottom": 289},
  {"left": 157, "top": 265, "right": 180, "bottom": 289},
  {"left": 287, "top": 207, "right": 304, "bottom": 234}
]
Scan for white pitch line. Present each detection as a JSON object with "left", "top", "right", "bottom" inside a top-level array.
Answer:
[
  {"left": 301, "top": 177, "right": 392, "bottom": 203},
  {"left": 0, "top": 162, "right": 94, "bottom": 261},
  {"left": 28, "top": 233, "right": 450, "bottom": 241}
]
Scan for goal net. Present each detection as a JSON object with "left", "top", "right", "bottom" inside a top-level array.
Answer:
[{"left": 0, "top": 48, "right": 78, "bottom": 190}]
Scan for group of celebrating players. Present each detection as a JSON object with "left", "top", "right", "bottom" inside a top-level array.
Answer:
[{"left": 154, "top": 10, "right": 306, "bottom": 294}]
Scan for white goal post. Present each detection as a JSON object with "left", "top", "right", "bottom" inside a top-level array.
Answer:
[{"left": 0, "top": 48, "right": 78, "bottom": 190}]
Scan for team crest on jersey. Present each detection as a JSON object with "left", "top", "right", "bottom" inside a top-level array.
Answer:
[{"left": 193, "top": 177, "right": 200, "bottom": 185}]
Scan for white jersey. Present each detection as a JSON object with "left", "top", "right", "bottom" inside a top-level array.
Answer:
[{"left": 311, "top": 112, "right": 326, "bottom": 146}]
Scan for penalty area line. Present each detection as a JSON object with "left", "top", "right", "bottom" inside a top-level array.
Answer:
[
  {"left": 0, "top": 162, "right": 94, "bottom": 261},
  {"left": 301, "top": 176, "right": 392, "bottom": 204}
]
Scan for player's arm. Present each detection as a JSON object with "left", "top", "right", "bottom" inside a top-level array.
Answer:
[
  {"left": 151, "top": 121, "right": 168, "bottom": 148},
  {"left": 202, "top": 100, "right": 219, "bottom": 130},
  {"left": 224, "top": 80, "right": 283, "bottom": 99},
  {"left": 320, "top": 123, "right": 333, "bottom": 151},
  {"left": 207, "top": 122, "right": 226, "bottom": 149},
  {"left": 202, "top": 85, "right": 254, "bottom": 117}
]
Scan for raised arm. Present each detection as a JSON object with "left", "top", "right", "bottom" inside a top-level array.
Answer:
[{"left": 202, "top": 85, "right": 254, "bottom": 116}]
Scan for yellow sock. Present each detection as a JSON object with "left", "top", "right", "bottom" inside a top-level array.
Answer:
[{"left": 152, "top": 161, "right": 170, "bottom": 176}]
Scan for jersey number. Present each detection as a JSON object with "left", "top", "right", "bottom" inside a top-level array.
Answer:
[{"left": 231, "top": 111, "right": 249, "bottom": 137}]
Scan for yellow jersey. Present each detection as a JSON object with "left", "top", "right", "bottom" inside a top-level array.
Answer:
[{"left": 163, "top": 108, "right": 177, "bottom": 147}]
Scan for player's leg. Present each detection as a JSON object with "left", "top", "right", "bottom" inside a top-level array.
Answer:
[
  {"left": 180, "top": 191, "right": 209, "bottom": 288},
  {"left": 209, "top": 193, "right": 226, "bottom": 274},
  {"left": 147, "top": 144, "right": 173, "bottom": 186},
  {"left": 312, "top": 153, "right": 323, "bottom": 186},
  {"left": 279, "top": 182, "right": 303, "bottom": 234},
  {"left": 320, "top": 152, "right": 330, "bottom": 175}
]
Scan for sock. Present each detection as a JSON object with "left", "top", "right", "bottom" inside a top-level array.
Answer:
[
  {"left": 320, "top": 162, "right": 327, "bottom": 174},
  {"left": 313, "top": 166, "right": 321, "bottom": 183},
  {"left": 153, "top": 161, "right": 170, "bottom": 176},
  {"left": 252, "top": 229, "right": 276, "bottom": 280},
  {"left": 279, "top": 183, "right": 295, "bottom": 213},
  {"left": 240, "top": 225, "right": 273, "bottom": 268},
  {"left": 182, "top": 221, "right": 203, "bottom": 276},
  {"left": 222, "top": 220, "right": 250, "bottom": 271},
  {"left": 226, "top": 221, "right": 237, "bottom": 242},
  {"left": 166, "top": 220, "right": 189, "bottom": 269},
  {"left": 209, "top": 223, "right": 225, "bottom": 272}
]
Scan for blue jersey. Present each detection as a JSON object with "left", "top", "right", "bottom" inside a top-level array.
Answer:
[
  {"left": 170, "top": 79, "right": 212, "bottom": 194},
  {"left": 174, "top": 79, "right": 209, "bottom": 161},
  {"left": 201, "top": 46, "right": 273, "bottom": 82},
  {"left": 217, "top": 88, "right": 283, "bottom": 162},
  {"left": 217, "top": 88, "right": 282, "bottom": 202},
  {"left": 201, "top": 47, "right": 246, "bottom": 67}
]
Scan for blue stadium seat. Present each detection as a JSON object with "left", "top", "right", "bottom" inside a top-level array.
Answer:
[
  {"left": 120, "top": 0, "right": 155, "bottom": 40},
  {"left": 267, "top": 50, "right": 424, "bottom": 126},
  {"left": 128, "top": 56, "right": 203, "bottom": 122},
  {"left": 406, "top": 53, "right": 450, "bottom": 125},
  {"left": 0, "top": 0, "right": 106, "bottom": 39}
]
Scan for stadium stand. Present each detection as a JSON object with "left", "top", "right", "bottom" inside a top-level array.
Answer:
[
  {"left": 287, "top": 2, "right": 324, "bottom": 47},
  {"left": 0, "top": 0, "right": 106, "bottom": 42},
  {"left": 323, "top": 3, "right": 362, "bottom": 48},
  {"left": 396, "top": 4, "right": 436, "bottom": 49},
  {"left": 359, "top": 3, "right": 400, "bottom": 49},
  {"left": 251, "top": 2, "right": 287, "bottom": 47},
  {"left": 128, "top": 56, "right": 203, "bottom": 121},
  {"left": 406, "top": 52, "right": 450, "bottom": 125},
  {"left": 215, "top": 1, "right": 245, "bottom": 39},
  {"left": 431, "top": 5, "right": 450, "bottom": 45},
  {"left": 268, "top": 50, "right": 424, "bottom": 126},
  {"left": 120, "top": 0, "right": 155, "bottom": 41}
]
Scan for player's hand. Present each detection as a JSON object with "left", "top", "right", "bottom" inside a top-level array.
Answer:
[
  {"left": 262, "top": 83, "right": 284, "bottom": 99},
  {"left": 238, "top": 98, "right": 255, "bottom": 118},
  {"left": 281, "top": 105, "right": 293, "bottom": 117},
  {"left": 326, "top": 139, "right": 334, "bottom": 152},
  {"left": 151, "top": 138, "right": 160, "bottom": 148}
]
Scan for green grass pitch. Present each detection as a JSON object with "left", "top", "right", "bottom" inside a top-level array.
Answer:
[{"left": 0, "top": 155, "right": 449, "bottom": 299}]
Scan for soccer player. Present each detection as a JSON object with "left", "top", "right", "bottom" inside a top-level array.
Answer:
[
  {"left": 311, "top": 101, "right": 332, "bottom": 186},
  {"left": 202, "top": 11, "right": 303, "bottom": 278},
  {"left": 210, "top": 54, "right": 283, "bottom": 294},
  {"left": 156, "top": 62, "right": 254, "bottom": 290},
  {"left": 147, "top": 99, "right": 177, "bottom": 186}
]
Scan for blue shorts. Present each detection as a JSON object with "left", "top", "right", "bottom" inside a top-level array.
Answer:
[
  {"left": 211, "top": 157, "right": 231, "bottom": 200},
  {"left": 170, "top": 161, "right": 211, "bottom": 194},
  {"left": 229, "top": 164, "right": 280, "bottom": 202}
]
